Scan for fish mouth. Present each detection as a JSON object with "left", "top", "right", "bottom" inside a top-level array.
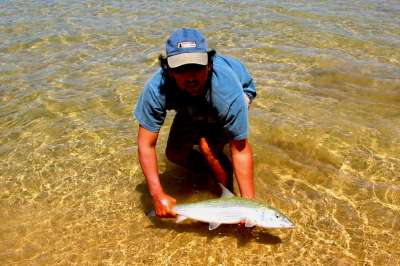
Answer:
[
  {"left": 274, "top": 220, "right": 295, "bottom": 229},
  {"left": 275, "top": 224, "right": 295, "bottom": 229},
  {"left": 284, "top": 220, "right": 296, "bottom": 229},
  {"left": 275, "top": 225, "right": 295, "bottom": 229},
  {"left": 282, "top": 217, "right": 295, "bottom": 228}
]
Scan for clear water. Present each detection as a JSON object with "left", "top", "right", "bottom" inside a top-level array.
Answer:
[{"left": 1, "top": 0, "right": 399, "bottom": 265}]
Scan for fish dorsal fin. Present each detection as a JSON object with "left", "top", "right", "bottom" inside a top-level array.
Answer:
[{"left": 219, "top": 183, "right": 235, "bottom": 198}]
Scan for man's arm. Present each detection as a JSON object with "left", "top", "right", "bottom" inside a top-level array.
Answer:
[
  {"left": 230, "top": 139, "right": 255, "bottom": 199},
  {"left": 137, "top": 125, "right": 176, "bottom": 217}
]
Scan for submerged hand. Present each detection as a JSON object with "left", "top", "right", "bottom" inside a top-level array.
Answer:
[{"left": 153, "top": 193, "right": 177, "bottom": 218}]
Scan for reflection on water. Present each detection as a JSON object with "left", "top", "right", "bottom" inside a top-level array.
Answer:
[{"left": 1, "top": 0, "right": 400, "bottom": 265}]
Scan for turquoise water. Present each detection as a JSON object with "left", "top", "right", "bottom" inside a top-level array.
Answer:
[{"left": 1, "top": 1, "right": 400, "bottom": 265}]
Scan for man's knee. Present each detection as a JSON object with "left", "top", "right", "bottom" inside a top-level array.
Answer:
[
  {"left": 165, "top": 147, "right": 186, "bottom": 165},
  {"left": 166, "top": 146, "right": 209, "bottom": 172},
  {"left": 198, "top": 137, "right": 225, "bottom": 161},
  {"left": 198, "top": 137, "right": 213, "bottom": 160}
]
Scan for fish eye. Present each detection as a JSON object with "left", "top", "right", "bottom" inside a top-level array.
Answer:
[{"left": 275, "top": 214, "right": 280, "bottom": 219}]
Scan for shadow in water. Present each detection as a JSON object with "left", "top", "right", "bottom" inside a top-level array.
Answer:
[
  {"left": 145, "top": 219, "right": 282, "bottom": 246},
  {"left": 135, "top": 162, "right": 221, "bottom": 213},
  {"left": 135, "top": 163, "right": 282, "bottom": 246}
]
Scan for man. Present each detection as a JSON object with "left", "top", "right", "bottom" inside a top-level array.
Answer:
[{"left": 134, "top": 28, "right": 256, "bottom": 218}]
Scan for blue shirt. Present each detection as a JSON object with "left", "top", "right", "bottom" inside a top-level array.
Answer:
[{"left": 134, "top": 54, "right": 256, "bottom": 140}]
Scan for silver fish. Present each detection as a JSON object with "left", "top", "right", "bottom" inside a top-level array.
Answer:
[{"left": 148, "top": 184, "right": 295, "bottom": 230}]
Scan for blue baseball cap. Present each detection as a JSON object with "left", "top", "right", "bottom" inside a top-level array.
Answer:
[{"left": 166, "top": 28, "right": 208, "bottom": 68}]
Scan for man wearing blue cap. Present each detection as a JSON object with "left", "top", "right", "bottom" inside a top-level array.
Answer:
[{"left": 135, "top": 28, "right": 256, "bottom": 217}]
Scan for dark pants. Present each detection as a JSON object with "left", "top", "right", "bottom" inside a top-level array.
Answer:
[{"left": 165, "top": 112, "right": 233, "bottom": 187}]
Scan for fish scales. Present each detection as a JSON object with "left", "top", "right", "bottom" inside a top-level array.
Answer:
[
  {"left": 175, "top": 205, "right": 258, "bottom": 224},
  {"left": 148, "top": 183, "right": 295, "bottom": 230}
]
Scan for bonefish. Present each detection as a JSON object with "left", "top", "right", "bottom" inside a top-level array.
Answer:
[{"left": 148, "top": 184, "right": 295, "bottom": 230}]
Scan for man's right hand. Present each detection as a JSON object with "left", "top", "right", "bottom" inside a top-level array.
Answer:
[{"left": 153, "top": 192, "right": 177, "bottom": 218}]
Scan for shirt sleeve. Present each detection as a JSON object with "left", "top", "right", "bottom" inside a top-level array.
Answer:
[
  {"left": 222, "top": 56, "right": 257, "bottom": 103},
  {"left": 223, "top": 94, "right": 249, "bottom": 140},
  {"left": 134, "top": 72, "right": 166, "bottom": 133},
  {"left": 241, "top": 72, "right": 256, "bottom": 103},
  {"left": 210, "top": 56, "right": 252, "bottom": 140},
  {"left": 234, "top": 61, "right": 256, "bottom": 103}
]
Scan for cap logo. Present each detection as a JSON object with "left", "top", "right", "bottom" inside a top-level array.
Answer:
[{"left": 177, "top": 41, "right": 197, "bottom": 48}]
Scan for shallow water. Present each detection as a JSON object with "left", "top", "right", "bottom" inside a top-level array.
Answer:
[{"left": 1, "top": 0, "right": 400, "bottom": 265}]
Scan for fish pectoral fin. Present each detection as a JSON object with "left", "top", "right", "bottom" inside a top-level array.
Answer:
[
  {"left": 244, "top": 219, "right": 256, "bottom": 228},
  {"left": 208, "top": 222, "right": 221, "bottom": 230},
  {"left": 176, "top": 215, "right": 188, "bottom": 223},
  {"left": 218, "top": 183, "right": 235, "bottom": 198}
]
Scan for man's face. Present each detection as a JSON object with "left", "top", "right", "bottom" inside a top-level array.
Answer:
[{"left": 169, "top": 64, "right": 210, "bottom": 96}]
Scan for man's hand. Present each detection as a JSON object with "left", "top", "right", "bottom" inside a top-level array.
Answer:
[
  {"left": 153, "top": 192, "right": 177, "bottom": 218},
  {"left": 138, "top": 126, "right": 176, "bottom": 218}
]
